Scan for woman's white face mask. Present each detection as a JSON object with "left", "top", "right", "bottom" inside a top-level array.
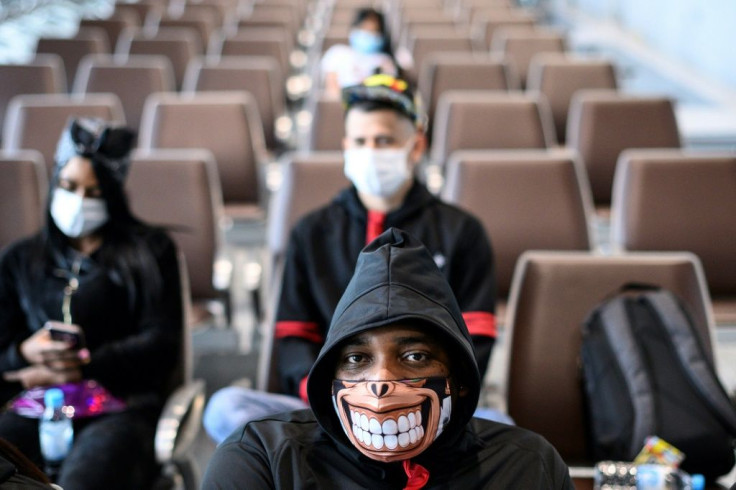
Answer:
[
  {"left": 343, "top": 139, "right": 414, "bottom": 198},
  {"left": 50, "top": 188, "right": 108, "bottom": 238}
]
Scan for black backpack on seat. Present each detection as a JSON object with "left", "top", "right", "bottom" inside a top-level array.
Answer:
[{"left": 580, "top": 284, "right": 736, "bottom": 482}]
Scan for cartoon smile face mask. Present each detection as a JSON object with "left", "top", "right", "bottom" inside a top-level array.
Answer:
[{"left": 332, "top": 377, "right": 452, "bottom": 462}]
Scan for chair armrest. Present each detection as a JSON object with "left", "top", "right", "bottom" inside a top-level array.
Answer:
[{"left": 155, "top": 379, "right": 206, "bottom": 465}]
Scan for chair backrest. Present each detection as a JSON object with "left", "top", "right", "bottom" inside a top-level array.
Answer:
[
  {"left": 138, "top": 91, "right": 266, "bottom": 211},
  {"left": 157, "top": 10, "right": 219, "bottom": 48},
  {"left": 116, "top": 27, "right": 203, "bottom": 89},
  {"left": 610, "top": 149, "right": 736, "bottom": 302},
  {"left": 302, "top": 94, "right": 345, "bottom": 151},
  {"left": 114, "top": 1, "right": 164, "bottom": 26},
  {"left": 209, "top": 28, "right": 291, "bottom": 79},
  {"left": 491, "top": 27, "right": 566, "bottom": 88},
  {"left": 182, "top": 55, "right": 284, "bottom": 151},
  {"left": 526, "top": 53, "right": 618, "bottom": 144},
  {"left": 257, "top": 151, "right": 349, "bottom": 392},
  {"left": 0, "top": 150, "right": 48, "bottom": 251},
  {"left": 1, "top": 93, "right": 126, "bottom": 177},
  {"left": 0, "top": 55, "right": 66, "bottom": 142},
  {"left": 406, "top": 29, "right": 475, "bottom": 84},
  {"left": 471, "top": 9, "right": 537, "bottom": 50},
  {"left": 79, "top": 10, "right": 140, "bottom": 51},
  {"left": 566, "top": 90, "right": 681, "bottom": 207},
  {"left": 36, "top": 27, "right": 110, "bottom": 90},
  {"left": 72, "top": 54, "right": 176, "bottom": 130},
  {"left": 247, "top": 3, "right": 301, "bottom": 36},
  {"left": 504, "top": 250, "right": 715, "bottom": 465},
  {"left": 430, "top": 90, "right": 556, "bottom": 166},
  {"left": 417, "top": 51, "right": 519, "bottom": 124},
  {"left": 441, "top": 149, "right": 594, "bottom": 300},
  {"left": 127, "top": 149, "right": 224, "bottom": 302}
]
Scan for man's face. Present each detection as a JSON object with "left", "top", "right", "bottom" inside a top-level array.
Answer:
[
  {"left": 332, "top": 325, "right": 455, "bottom": 462},
  {"left": 334, "top": 325, "right": 451, "bottom": 381},
  {"left": 343, "top": 108, "right": 424, "bottom": 165}
]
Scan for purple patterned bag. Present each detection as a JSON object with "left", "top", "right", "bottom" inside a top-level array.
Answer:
[{"left": 8, "top": 380, "right": 126, "bottom": 418}]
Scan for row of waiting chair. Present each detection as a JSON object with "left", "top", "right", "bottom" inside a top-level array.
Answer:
[{"left": 4, "top": 146, "right": 733, "bottom": 329}]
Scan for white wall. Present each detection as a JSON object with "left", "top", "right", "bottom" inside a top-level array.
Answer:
[{"left": 556, "top": 0, "right": 736, "bottom": 88}]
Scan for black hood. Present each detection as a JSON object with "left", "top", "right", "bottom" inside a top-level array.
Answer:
[{"left": 307, "top": 227, "right": 481, "bottom": 454}]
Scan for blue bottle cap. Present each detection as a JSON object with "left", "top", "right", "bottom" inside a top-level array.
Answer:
[
  {"left": 44, "top": 388, "right": 65, "bottom": 409},
  {"left": 690, "top": 474, "right": 705, "bottom": 490}
]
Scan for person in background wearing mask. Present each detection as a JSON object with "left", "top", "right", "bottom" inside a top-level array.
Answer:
[
  {"left": 203, "top": 228, "right": 571, "bottom": 489},
  {"left": 0, "top": 118, "right": 183, "bottom": 489},
  {"left": 321, "top": 7, "right": 399, "bottom": 97},
  {"left": 203, "top": 74, "right": 499, "bottom": 443}
]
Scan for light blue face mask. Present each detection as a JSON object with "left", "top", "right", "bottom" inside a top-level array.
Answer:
[{"left": 349, "top": 29, "right": 384, "bottom": 54}]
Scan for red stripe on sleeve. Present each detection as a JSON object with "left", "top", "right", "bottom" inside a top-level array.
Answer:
[
  {"left": 299, "top": 375, "right": 309, "bottom": 405},
  {"left": 275, "top": 321, "right": 324, "bottom": 344},
  {"left": 462, "top": 311, "right": 497, "bottom": 338}
]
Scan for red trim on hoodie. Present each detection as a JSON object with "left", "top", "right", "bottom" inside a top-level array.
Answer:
[
  {"left": 403, "top": 460, "right": 430, "bottom": 489},
  {"left": 365, "top": 210, "right": 386, "bottom": 245},
  {"left": 462, "top": 311, "right": 497, "bottom": 338},
  {"left": 275, "top": 321, "right": 324, "bottom": 344},
  {"left": 298, "top": 376, "right": 309, "bottom": 405}
]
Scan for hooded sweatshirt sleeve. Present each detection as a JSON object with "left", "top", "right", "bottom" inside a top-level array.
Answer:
[
  {"left": 444, "top": 214, "right": 496, "bottom": 379},
  {"left": 273, "top": 226, "right": 325, "bottom": 399}
]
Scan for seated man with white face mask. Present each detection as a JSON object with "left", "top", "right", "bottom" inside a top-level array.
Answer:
[
  {"left": 203, "top": 228, "right": 571, "bottom": 489},
  {"left": 203, "top": 75, "right": 498, "bottom": 443}
]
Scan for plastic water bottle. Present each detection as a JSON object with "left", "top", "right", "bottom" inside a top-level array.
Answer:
[{"left": 38, "top": 388, "right": 73, "bottom": 479}]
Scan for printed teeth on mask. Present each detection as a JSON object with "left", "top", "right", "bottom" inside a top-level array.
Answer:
[{"left": 350, "top": 410, "right": 424, "bottom": 449}]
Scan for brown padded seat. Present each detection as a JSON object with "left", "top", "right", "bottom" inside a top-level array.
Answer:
[
  {"left": 127, "top": 149, "right": 226, "bottom": 327},
  {"left": 471, "top": 9, "right": 537, "bottom": 50},
  {"left": 491, "top": 27, "right": 566, "bottom": 88},
  {"left": 116, "top": 27, "right": 203, "bottom": 89},
  {"left": 209, "top": 28, "right": 291, "bottom": 82},
  {"left": 0, "top": 150, "right": 47, "bottom": 251},
  {"left": 566, "top": 90, "right": 681, "bottom": 208},
  {"left": 257, "top": 151, "right": 349, "bottom": 392},
  {"left": 73, "top": 54, "right": 175, "bottom": 130},
  {"left": 430, "top": 90, "right": 556, "bottom": 167},
  {"left": 79, "top": 10, "right": 140, "bottom": 55},
  {"left": 182, "top": 56, "right": 284, "bottom": 151},
  {"left": 157, "top": 10, "right": 220, "bottom": 48},
  {"left": 417, "top": 52, "right": 519, "bottom": 126},
  {"left": 138, "top": 91, "right": 267, "bottom": 221},
  {"left": 0, "top": 55, "right": 66, "bottom": 141},
  {"left": 610, "top": 149, "right": 736, "bottom": 326},
  {"left": 405, "top": 29, "right": 476, "bottom": 84},
  {"left": 36, "top": 27, "right": 110, "bottom": 90},
  {"left": 1, "top": 93, "right": 125, "bottom": 176},
  {"left": 526, "top": 53, "right": 618, "bottom": 144},
  {"left": 504, "top": 251, "right": 715, "bottom": 468},
  {"left": 441, "top": 149, "right": 594, "bottom": 315},
  {"left": 301, "top": 94, "right": 345, "bottom": 152}
]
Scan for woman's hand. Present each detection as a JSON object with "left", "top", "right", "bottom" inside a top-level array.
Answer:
[
  {"left": 19, "top": 326, "right": 71, "bottom": 365},
  {"left": 3, "top": 364, "right": 82, "bottom": 388}
]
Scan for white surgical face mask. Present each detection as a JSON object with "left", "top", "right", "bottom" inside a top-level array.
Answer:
[
  {"left": 344, "top": 141, "right": 414, "bottom": 198},
  {"left": 50, "top": 188, "right": 108, "bottom": 238}
]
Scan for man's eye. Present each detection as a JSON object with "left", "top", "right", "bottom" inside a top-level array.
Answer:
[
  {"left": 345, "top": 354, "right": 365, "bottom": 364},
  {"left": 404, "top": 352, "right": 428, "bottom": 362}
]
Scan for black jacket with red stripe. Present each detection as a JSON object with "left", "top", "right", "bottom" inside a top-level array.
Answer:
[{"left": 275, "top": 181, "right": 496, "bottom": 398}]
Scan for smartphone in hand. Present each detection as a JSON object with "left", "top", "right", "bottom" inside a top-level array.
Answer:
[{"left": 46, "top": 322, "right": 86, "bottom": 349}]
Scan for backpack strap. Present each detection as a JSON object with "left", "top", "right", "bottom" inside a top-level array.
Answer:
[
  {"left": 645, "top": 291, "right": 736, "bottom": 435},
  {"left": 598, "top": 296, "right": 656, "bottom": 457}
]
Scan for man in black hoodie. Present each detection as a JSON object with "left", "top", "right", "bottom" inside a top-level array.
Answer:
[{"left": 202, "top": 228, "right": 572, "bottom": 489}]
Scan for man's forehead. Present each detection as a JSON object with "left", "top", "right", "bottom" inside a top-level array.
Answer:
[
  {"left": 344, "top": 108, "right": 408, "bottom": 134},
  {"left": 342, "top": 325, "right": 440, "bottom": 347}
]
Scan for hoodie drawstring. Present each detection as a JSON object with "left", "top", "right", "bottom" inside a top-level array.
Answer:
[{"left": 402, "top": 460, "right": 429, "bottom": 490}]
